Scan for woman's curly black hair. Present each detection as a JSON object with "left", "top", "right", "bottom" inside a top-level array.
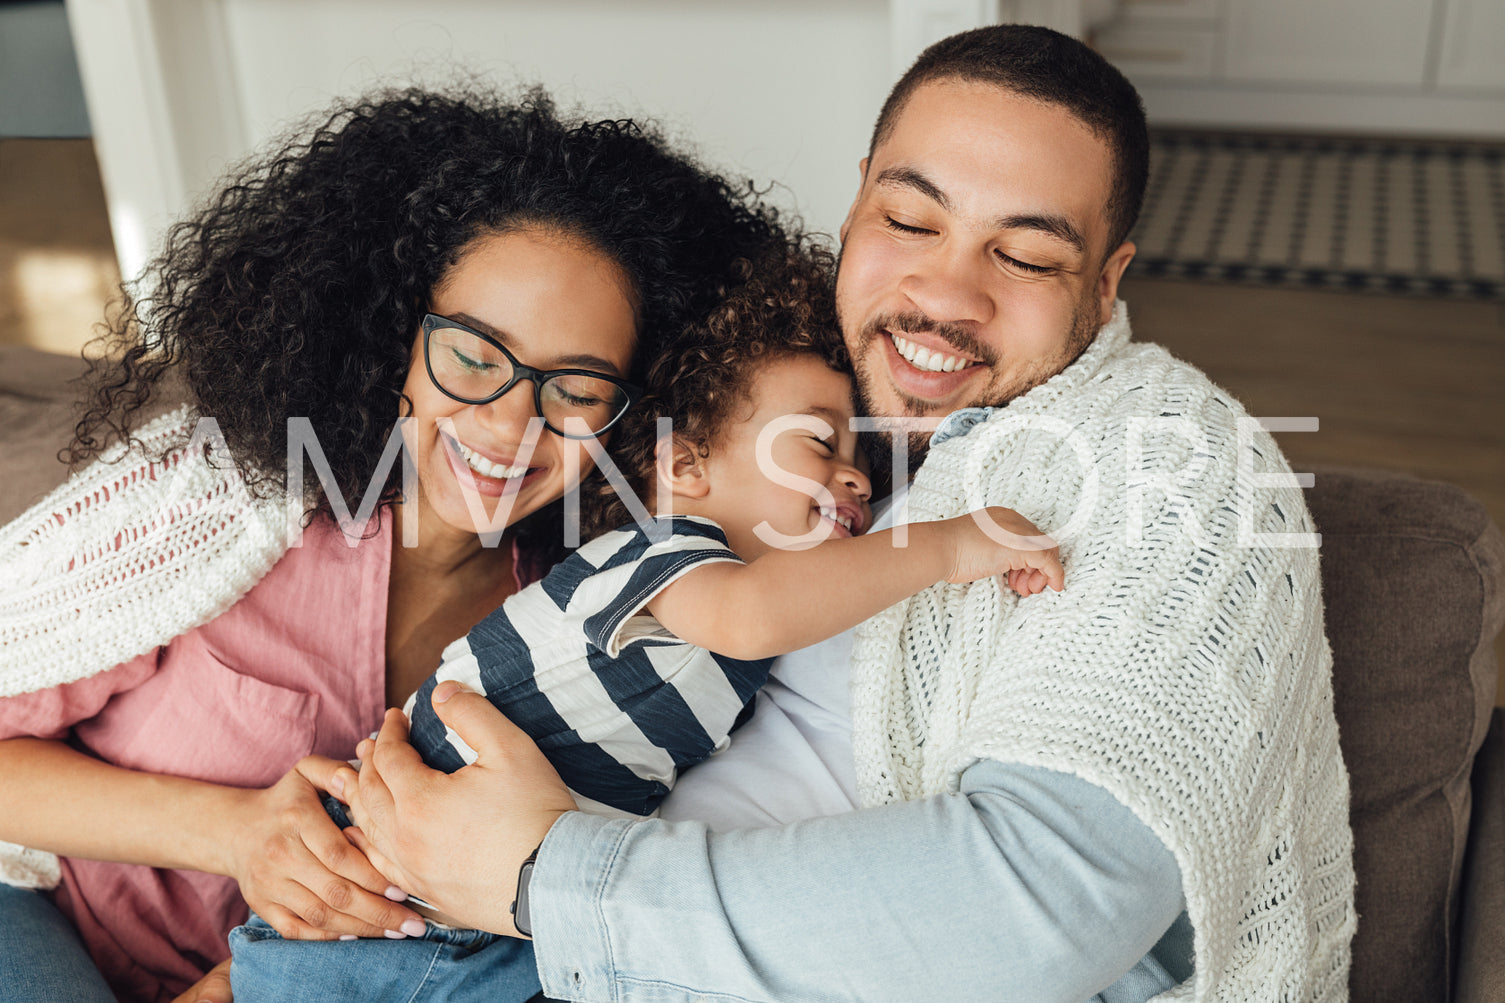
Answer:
[
  {"left": 70, "top": 85, "right": 787, "bottom": 546},
  {"left": 581, "top": 236, "right": 850, "bottom": 538}
]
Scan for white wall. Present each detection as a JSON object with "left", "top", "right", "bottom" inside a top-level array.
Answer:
[
  {"left": 68, "top": 0, "right": 919, "bottom": 283},
  {"left": 223, "top": 1, "right": 892, "bottom": 230}
]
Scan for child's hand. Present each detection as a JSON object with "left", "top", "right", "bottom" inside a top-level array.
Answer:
[{"left": 941, "top": 507, "right": 1064, "bottom": 594}]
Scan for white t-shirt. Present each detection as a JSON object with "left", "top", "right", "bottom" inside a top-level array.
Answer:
[{"left": 659, "top": 485, "right": 907, "bottom": 830}]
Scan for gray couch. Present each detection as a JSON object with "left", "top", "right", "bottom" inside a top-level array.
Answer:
[{"left": 3, "top": 345, "right": 1502, "bottom": 1002}]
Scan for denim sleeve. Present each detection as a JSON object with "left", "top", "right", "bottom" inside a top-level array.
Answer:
[{"left": 530, "top": 760, "right": 1185, "bottom": 1003}]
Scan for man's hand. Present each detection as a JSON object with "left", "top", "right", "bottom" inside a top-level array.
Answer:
[
  {"left": 171, "top": 959, "right": 232, "bottom": 1003},
  {"left": 338, "top": 684, "right": 574, "bottom": 937},
  {"left": 220, "top": 757, "right": 425, "bottom": 940}
]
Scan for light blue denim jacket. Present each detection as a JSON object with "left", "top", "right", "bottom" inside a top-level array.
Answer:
[{"left": 532, "top": 759, "right": 1193, "bottom": 1002}]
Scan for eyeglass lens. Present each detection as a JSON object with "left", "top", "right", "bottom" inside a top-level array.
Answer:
[{"left": 427, "top": 324, "right": 630, "bottom": 434}]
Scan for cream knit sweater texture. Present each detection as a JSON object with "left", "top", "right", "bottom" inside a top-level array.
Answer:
[
  {"left": 0, "top": 406, "right": 293, "bottom": 887},
  {"left": 851, "top": 303, "right": 1356, "bottom": 1000}
]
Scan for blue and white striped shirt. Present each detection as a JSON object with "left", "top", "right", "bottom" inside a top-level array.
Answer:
[{"left": 405, "top": 516, "right": 772, "bottom": 817}]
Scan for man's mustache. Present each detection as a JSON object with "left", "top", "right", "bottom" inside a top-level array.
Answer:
[{"left": 863, "top": 311, "right": 997, "bottom": 367}]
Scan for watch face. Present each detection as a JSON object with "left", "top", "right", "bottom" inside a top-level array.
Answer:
[{"left": 512, "top": 857, "right": 537, "bottom": 937}]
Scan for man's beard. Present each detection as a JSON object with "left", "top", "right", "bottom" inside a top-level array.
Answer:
[{"left": 847, "top": 293, "right": 1102, "bottom": 476}]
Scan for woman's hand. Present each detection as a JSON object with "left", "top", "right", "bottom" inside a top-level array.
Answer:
[
  {"left": 338, "top": 684, "right": 573, "bottom": 936},
  {"left": 220, "top": 756, "right": 425, "bottom": 940}
]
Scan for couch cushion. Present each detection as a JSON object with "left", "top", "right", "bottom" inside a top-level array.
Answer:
[
  {"left": 1309, "top": 466, "right": 1505, "bottom": 1003},
  {"left": 0, "top": 345, "right": 93, "bottom": 525},
  {"left": 0, "top": 345, "right": 186, "bottom": 525}
]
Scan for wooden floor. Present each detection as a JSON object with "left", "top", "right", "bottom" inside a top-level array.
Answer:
[
  {"left": 0, "top": 139, "right": 119, "bottom": 356},
  {"left": 1118, "top": 275, "right": 1505, "bottom": 530},
  {"left": 6, "top": 138, "right": 1503, "bottom": 693}
]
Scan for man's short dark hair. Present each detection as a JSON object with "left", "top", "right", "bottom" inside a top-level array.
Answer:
[{"left": 870, "top": 24, "right": 1149, "bottom": 255}]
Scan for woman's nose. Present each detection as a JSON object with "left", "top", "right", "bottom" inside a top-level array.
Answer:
[{"left": 474, "top": 380, "right": 543, "bottom": 441}]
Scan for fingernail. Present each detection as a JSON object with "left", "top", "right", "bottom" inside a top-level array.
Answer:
[
  {"left": 384, "top": 929, "right": 407, "bottom": 940},
  {"left": 401, "top": 917, "right": 427, "bottom": 937},
  {"left": 339, "top": 934, "right": 358, "bottom": 941},
  {"left": 432, "top": 681, "right": 462, "bottom": 703},
  {"left": 384, "top": 885, "right": 408, "bottom": 902},
  {"left": 329, "top": 773, "right": 345, "bottom": 798}
]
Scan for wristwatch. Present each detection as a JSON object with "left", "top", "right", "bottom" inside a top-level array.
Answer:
[{"left": 511, "top": 843, "right": 542, "bottom": 937}]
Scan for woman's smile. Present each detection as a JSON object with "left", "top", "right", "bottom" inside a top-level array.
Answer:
[{"left": 400, "top": 228, "right": 639, "bottom": 544}]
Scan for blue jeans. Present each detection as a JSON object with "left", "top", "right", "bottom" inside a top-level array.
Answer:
[
  {"left": 0, "top": 883, "right": 115, "bottom": 1003},
  {"left": 229, "top": 913, "right": 543, "bottom": 1003}
]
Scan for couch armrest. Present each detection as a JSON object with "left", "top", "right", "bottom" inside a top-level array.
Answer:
[
  {"left": 1458, "top": 708, "right": 1505, "bottom": 1003},
  {"left": 1310, "top": 466, "right": 1504, "bottom": 1000}
]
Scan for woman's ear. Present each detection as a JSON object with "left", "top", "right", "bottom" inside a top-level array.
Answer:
[{"left": 654, "top": 434, "right": 711, "bottom": 501}]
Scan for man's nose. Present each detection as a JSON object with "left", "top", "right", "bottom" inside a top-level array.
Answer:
[{"left": 897, "top": 244, "right": 994, "bottom": 327}]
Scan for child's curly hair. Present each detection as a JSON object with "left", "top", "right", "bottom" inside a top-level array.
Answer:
[{"left": 582, "top": 236, "right": 849, "bottom": 537}]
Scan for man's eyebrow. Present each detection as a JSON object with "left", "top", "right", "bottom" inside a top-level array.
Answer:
[
  {"left": 994, "top": 212, "right": 1086, "bottom": 254},
  {"left": 874, "top": 166, "right": 951, "bottom": 212},
  {"left": 874, "top": 166, "right": 1086, "bottom": 254},
  {"left": 451, "top": 312, "right": 624, "bottom": 375}
]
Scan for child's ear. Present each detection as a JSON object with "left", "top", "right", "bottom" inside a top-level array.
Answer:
[{"left": 654, "top": 434, "right": 711, "bottom": 500}]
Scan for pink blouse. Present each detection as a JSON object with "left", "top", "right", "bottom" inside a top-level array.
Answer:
[{"left": 0, "top": 518, "right": 391, "bottom": 1002}]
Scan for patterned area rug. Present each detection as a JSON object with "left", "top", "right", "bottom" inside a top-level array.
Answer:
[{"left": 1130, "top": 131, "right": 1505, "bottom": 299}]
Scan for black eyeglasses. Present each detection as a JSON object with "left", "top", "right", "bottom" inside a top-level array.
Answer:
[{"left": 421, "top": 313, "right": 641, "bottom": 439}]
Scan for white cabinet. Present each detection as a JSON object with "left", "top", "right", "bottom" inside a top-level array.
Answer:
[
  {"left": 1118, "top": 0, "right": 1222, "bottom": 18},
  {"left": 1093, "top": 0, "right": 1222, "bottom": 79},
  {"left": 1223, "top": 0, "right": 1434, "bottom": 87},
  {"left": 1438, "top": 0, "right": 1505, "bottom": 90},
  {"left": 1094, "top": 0, "right": 1505, "bottom": 137},
  {"left": 1092, "top": 24, "right": 1219, "bottom": 78}
]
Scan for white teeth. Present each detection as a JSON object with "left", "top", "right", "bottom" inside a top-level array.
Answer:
[
  {"left": 454, "top": 439, "right": 528, "bottom": 480},
  {"left": 891, "top": 335, "right": 970, "bottom": 374},
  {"left": 819, "top": 507, "right": 854, "bottom": 531}
]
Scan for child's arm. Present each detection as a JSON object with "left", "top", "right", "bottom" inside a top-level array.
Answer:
[{"left": 645, "top": 507, "right": 1063, "bottom": 661}]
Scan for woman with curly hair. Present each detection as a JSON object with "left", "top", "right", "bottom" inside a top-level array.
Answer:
[
  {"left": 225, "top": 241, "right": 1062, "bottom": 1003},
  {"left": 0, "top": 87, "right": 785, "bottom": 1003}
]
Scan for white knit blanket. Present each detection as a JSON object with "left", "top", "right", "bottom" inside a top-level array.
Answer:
[
  {"left": 850, "top": 303, "right": 1356, "bottom": 1001},
  {"left": 0, "top": 407, "right": 293, "bottom": 887}
]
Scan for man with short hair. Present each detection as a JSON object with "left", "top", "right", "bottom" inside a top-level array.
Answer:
[{"left": 334, "top": 25, "right": 1356, "bottom": 1002}]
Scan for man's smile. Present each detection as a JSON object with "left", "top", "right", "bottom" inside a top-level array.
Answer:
[
  {"left": 878, "top": 327, "right": 985, "bottom": 404},
  {"left": 889, "top": 333, "right": 978, "bottom": 373}
]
